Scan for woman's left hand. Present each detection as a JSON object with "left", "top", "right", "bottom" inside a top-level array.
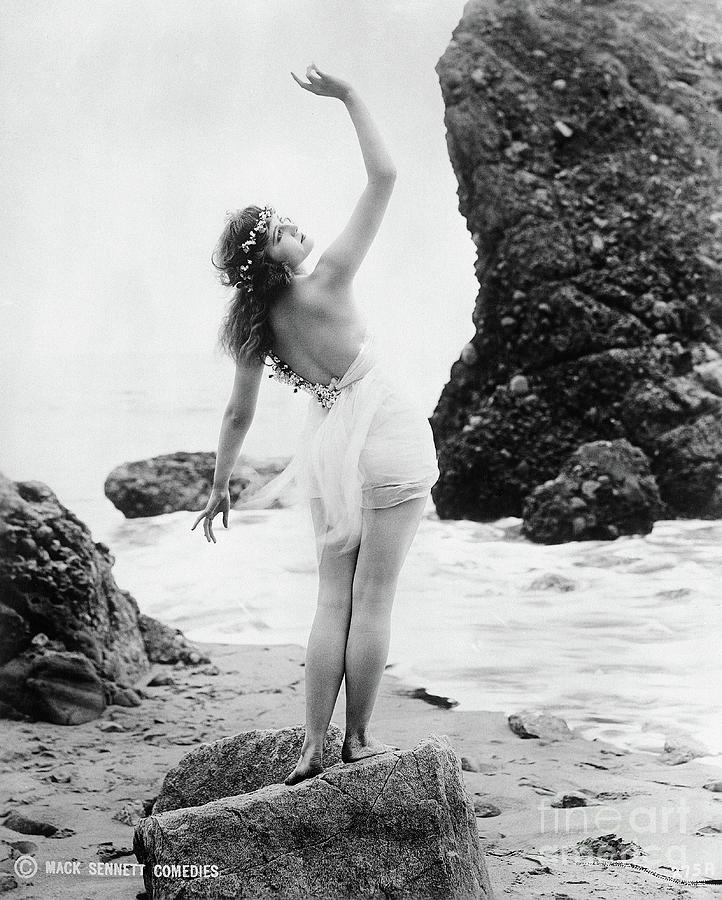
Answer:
[{"left": 291, "top": 63, "right": 352, "bottom": 101}]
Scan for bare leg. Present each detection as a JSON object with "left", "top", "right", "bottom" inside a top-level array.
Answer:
[
  {"left": 342, "top": 496, "right": 427, "bottom": 763},
  {"left": 284, "top": 499, "right": 359, "bottom": 785}
]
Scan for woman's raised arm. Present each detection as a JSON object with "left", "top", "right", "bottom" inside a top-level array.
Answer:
[{"left": 292, "top": 64, "right": 396, "bottom": 283}]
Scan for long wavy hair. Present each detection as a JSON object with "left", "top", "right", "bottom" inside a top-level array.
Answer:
[{"left": 211, "top": 205, "right": 294, "bottom": 364}]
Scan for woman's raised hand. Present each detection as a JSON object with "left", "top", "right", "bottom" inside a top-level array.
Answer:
[
  {"left": 291, "top": 63, "right": 351, "bottom": 100},
  {"left": 190, "top": 487, "right": 231, "bottom": 544}
]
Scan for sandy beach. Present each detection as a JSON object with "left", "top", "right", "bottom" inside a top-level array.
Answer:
[{"left": 2, "top": 640, "right": 721, "bottom": 899}]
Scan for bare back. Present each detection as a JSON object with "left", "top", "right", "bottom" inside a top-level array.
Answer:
[{"left": 267, "top": 272, "right": 368, "bottom": 385}]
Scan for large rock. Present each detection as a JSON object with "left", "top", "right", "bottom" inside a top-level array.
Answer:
[
  {"left": 508, "top": 711, "right": 574, "bottom": 743},
  {"left": 134, "top": 732, "right": 495, "bottom": 900},
  {"left": 104, "top": 451, "right": 291, "bottom": 518},
  {"left": 522, "top": 438, "right": 665, "bottom": 542},
  {"left": 0, "top": 649, "right": 107, "bottom": 725},
  {"left": 0, "top": 472, "right": 208, "bottom": 723},
  {"left": 153, "top": 725, "right": 345, "bottom": 814},
  {"left": 431, "top": 0, "right": 722, "bottom": 529}
]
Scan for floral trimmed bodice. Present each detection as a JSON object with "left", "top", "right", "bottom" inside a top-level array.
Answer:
[{"left": 266, "top": 351, "right": 341, "bottom": 409}]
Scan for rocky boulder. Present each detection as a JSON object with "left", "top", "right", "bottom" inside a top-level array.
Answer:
[
  {"left": 522, "top": 438, "right": 665, "bottom": 542},
  {"left": 134, "top": 732, "right": 495, "bottom": 900},
  {"left": 0, "top": 648, "right": 107, "bottom": 725},
  {"left": 508, "top": 711, "right": 575, "bottom": 742},
  {"left": 104, "top": 451, "right": 290, "bottom": 518},
  {"left": 0, "top": 472, "right": 208, "bottom": 724},
  {"left": 153, "top": 725, "right": 345, "bottom": 814},
  {"left": 431, "top": 0, "right": 722, "bottom": 530}
]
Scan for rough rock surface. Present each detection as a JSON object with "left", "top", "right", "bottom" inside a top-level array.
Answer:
[
  {"left": 134, "top": 732, "right": 494, "bottom": 899},
  {"left": 104, "top": 451, "right": 290, "bottom": 518},
  {"left": 431, "top": 0, "right": 722, "bottom": 530},
  {"left": 0, "top": 472, "right": 208, "bottom": 723},
  {"left": 0, "top": 649, "right": 107, "bottom": 725},
  {"left": 138, "top": 614, "right": 211, "bottom": 667},
  {"left": 576, "top": 833, "right": 643, "bottom": 860},
  {"left": 153, "top": 725, "right": 345, "bottom": 814},
  {"left": 522, "top": 438, "right": 664, "bottom": 542}
]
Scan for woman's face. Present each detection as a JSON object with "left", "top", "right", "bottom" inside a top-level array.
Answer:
[{"left": 263, "top": 213, "right": 314, "bottom": 269}]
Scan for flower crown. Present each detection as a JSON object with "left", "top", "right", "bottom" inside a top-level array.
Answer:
[{"left": 233, "top": 204, "right": 275, "bottom": 292}]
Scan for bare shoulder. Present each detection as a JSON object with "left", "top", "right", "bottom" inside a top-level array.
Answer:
[{"left": 292, "top": 267, "right": 354, "bottom": 315}]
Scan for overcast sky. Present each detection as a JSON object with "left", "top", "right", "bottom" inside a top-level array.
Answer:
[{"left": 1, "top": 0, "right": 477, "bottom": 401}]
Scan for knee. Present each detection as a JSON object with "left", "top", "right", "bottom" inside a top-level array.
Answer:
[
  {"left": 351, "top": 569, "right": 399, "bottom": 610},
  {"left": 317, "top": 577, "right": 353, "bottom": 616}
]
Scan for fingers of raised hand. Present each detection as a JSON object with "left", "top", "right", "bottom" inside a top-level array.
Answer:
[{"left": 291, "top": 71, "right": 312, "bottom": 91}]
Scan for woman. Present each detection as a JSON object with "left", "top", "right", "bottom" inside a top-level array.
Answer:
[{"left": 192, "top": 64, "right": 439, "bottom": 786}]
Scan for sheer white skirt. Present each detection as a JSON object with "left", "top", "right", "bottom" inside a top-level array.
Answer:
[{"left": 237, "top": 330, "right": 439, "bottom": 554}]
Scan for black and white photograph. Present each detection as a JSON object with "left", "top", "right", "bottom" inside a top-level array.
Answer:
[{"left": 1, "top": 0, "right": 721, "bottom": 897}]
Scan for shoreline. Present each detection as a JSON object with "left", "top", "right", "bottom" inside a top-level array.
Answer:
[{"left": 1, "top": 640, "right": 721, "bottom": 898}]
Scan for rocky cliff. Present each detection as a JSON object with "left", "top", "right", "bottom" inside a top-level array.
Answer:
[{"left": 431, "top": 0, "right": 722, "bottom": 530}]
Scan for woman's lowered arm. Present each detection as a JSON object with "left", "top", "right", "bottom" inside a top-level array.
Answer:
[{"left": 191, "top": 355, "right": 264, "bottom": 542}]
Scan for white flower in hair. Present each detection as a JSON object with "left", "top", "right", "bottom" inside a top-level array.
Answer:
[{"left": 233, "top": 204, "right": 275, "bottom": 293}]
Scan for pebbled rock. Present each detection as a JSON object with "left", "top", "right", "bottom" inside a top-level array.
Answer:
[
  {"left": 137, "top": 615, "right": 210, "bottom": 667},
  {"left": 134, "top": 733, "right": 494, "bottom": 900},
  {"left": 652, "top": 414, "right": 722, "bottom": 516},
  {"left": 153, "top": 725, "right": 345, "bottom": 814},
  {"left": 522, "top": 439, "right": 665, "bottom": 543},
  {"left": 0, "top": 472, "right": 148, "bottom": 682},
  {"left": 104, "top": 451, "right": 291, "bottom": 518},
  {"left": 551, "top": 792, "right": 590, "bottom": 808},
  {"left": 576, "top": 833, "right": 643, "bottom": 860},
  {"left": 508, "top": 711, "right": 574, "bottom": 742},
  {"left": 431, "top": 0, "right": 722, "bottom": 532},
  {"left": 0, "top": 472, "right": 207, "bottom": 723}
]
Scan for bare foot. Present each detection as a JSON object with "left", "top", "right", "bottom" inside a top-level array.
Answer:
[
  {"left": 342, "top": 733, "right": 401, "bottom": 763},
  {"left": 284, "top": 749, "right": 324, "bottom": 786}
]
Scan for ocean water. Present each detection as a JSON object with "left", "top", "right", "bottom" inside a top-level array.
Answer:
[{"left": 2, "top": 351, "right": 721, "bottom": 760}]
